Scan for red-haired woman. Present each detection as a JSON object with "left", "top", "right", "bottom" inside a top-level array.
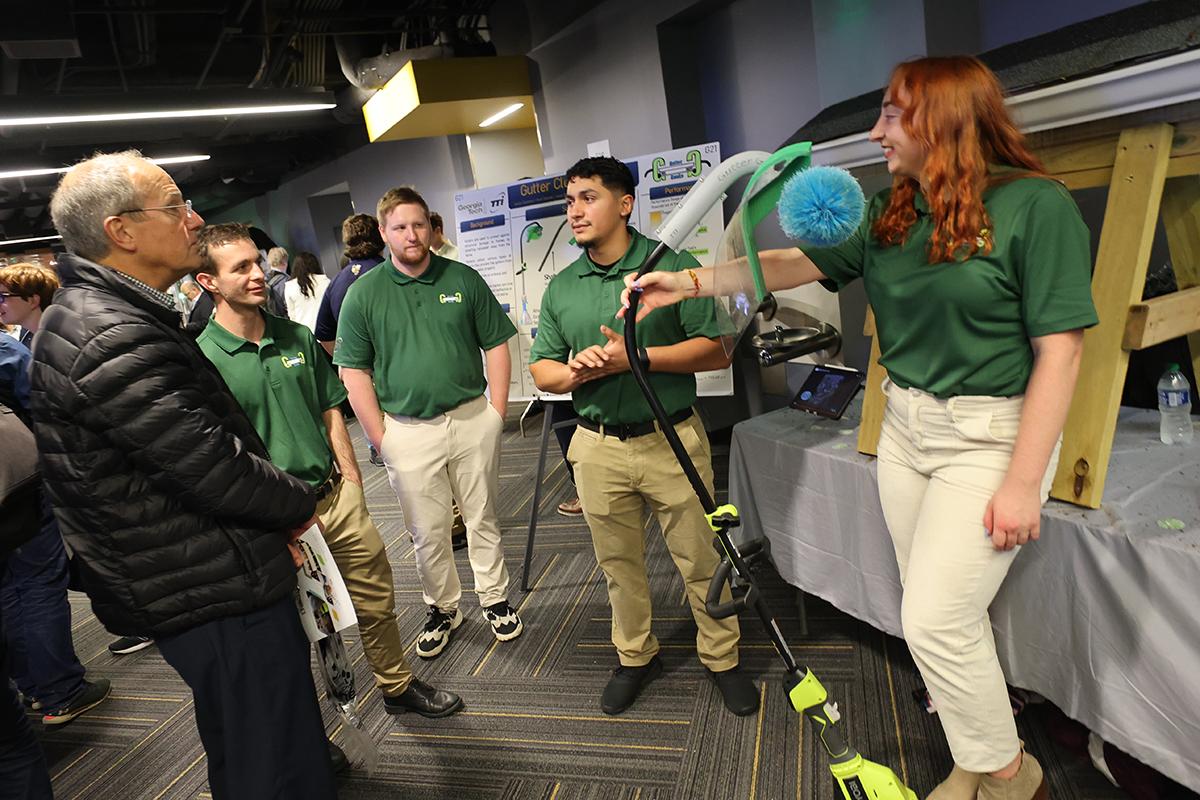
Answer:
[{"left": 623, "top": 56, "right": 1096, "bottom": 800}]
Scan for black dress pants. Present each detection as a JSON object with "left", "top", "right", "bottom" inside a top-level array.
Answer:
[{"left": 157, "top": 596, "right": 335, "bottom": 800}]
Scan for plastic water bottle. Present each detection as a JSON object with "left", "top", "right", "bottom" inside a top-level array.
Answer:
[{"left": 1157, "top": 363, "right": 1194, "bottom": 445}]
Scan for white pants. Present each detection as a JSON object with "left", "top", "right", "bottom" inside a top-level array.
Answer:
[
  {"left": 876, "top": 378, "right": 1059, "bottom": 773},
  {"left": 380, "top": 394, "right": 510, "bottom": 610}
]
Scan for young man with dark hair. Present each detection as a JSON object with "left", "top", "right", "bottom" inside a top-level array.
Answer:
[
  {"left": 528, "top": 156, "right": 758, "bottom": 717},
  {"left": 335, "top": 187, "right": 523, "bottom": 658},
  {"left": 428, "top": 212, "right": 458, "bottom": 260},
  {"left": 194, "top": 222, "right": 464, "bottom": 720}
]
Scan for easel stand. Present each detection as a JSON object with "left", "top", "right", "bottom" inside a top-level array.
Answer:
[{"left": 519, "top": 404, "right": 579, "bottom": 591}]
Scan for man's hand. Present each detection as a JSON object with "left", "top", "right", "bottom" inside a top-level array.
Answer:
[
  {"left": 568, "top": 326, "right": 632, "bottom": 384},
  {"left": 287, "top": 513, "right": 322, "bottom": 567}
]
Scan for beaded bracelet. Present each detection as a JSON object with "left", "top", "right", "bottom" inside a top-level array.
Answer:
[{"left": 685, "top": 268, "right": 701, "bottom": 297}]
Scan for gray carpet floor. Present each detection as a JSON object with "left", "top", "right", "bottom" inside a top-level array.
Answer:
[{"left": 37, "top": 405, "right": 1128, "bottom": 799}]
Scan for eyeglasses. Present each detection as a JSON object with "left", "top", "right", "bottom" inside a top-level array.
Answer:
[
  {"left": 116, "top": 199, "right": 194, "bottom": 220},
  {"left": 0, "top": 292, "right": 20, "bottom": 304}
]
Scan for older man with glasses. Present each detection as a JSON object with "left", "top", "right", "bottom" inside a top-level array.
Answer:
[{"left": 31, "top": 150, "right": 339, "bottom": 799}]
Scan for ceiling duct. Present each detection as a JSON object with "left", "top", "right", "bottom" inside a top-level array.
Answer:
[{"left": 333, "top": 36, "right": 453, "bottom": 91}]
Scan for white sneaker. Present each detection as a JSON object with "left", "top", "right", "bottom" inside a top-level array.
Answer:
[
  {"left": 482, "top": 601, "right": 523, "bottom": 641},
  {"left": 416, "top": 606, "right": 462, "bottom": 658}
]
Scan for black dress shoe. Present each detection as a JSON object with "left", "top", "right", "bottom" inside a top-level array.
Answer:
[
  {"left": 707, "top": 665, "right": 759, "bottom": 716},
  {"left": 383, "top": 678, "right": 464, "bottom": 718},
  {"left": 328, "top": 739, "right": 349, "bottom": 774},
  {"left": 601, "top": 655, "right": 663, "bottom": 715}
]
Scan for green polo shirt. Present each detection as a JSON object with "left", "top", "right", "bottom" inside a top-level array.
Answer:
[
  {"left": 529, "top": 228, "right": 721, "bottom": 425},
  {"left": 333, "top": 254, "right": 517, "bottom": 418},
  {"left": 197, "top": 313, "right": 347, "bottom": 486},
  {"left": 808, "top": 171, "right": 1098, "bottom": 398}
]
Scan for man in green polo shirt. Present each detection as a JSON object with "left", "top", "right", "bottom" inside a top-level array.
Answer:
[
  {"left": 335, "top": 187, "right": 523, "bottom": 658},
  {"left": 193, "top": 222, "right": 463, "bottom": 720},
  {"left": 529, "top": 156, "right": 757, "bottom": 717}
]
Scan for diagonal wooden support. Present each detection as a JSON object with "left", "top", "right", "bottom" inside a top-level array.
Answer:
[
  {"left": 1159, "top": 175, "right": 1200, "bottom": 379},
  {"left": 1123, "top": 286, "right": 1200, "bottom": 350},
  {"left": 1051, "top": 123, "right": 1174, "bottom": 507}
]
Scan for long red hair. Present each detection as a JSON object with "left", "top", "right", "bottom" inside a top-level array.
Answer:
[{"left": 872, "top": 56, "right": 1045, "bottom": 263}]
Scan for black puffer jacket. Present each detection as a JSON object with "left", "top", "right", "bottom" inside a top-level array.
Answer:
[{"left": 29, "top": 255, "right": 316, "bottom": 637}]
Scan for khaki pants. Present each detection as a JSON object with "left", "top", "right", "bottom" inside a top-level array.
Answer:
[
  {"left": 380, "top": 394, "right": 510, "bottom": 610},
  {"left": 315, "top": 477, "right": 412, "bottom": 697},
  {"left": 568, "top": 412, "right": 740, "bottom": 671},
  {"left": 876, "top": 379, "right": 1060, "bottom": 773}
]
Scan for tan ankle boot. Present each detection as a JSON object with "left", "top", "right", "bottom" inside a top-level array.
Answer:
[
  {"left": 926, "top": 764, "right": 982, "bottom": 800},
  {"left": 979, "top": 750, "right": 1048, "bottom": 800}
]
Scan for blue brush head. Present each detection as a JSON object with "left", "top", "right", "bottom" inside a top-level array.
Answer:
[{"left": 777, "top": 165, "right": 865, "bottom": 248}]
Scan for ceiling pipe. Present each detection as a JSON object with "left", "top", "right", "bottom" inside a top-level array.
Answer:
[{"left": 332, "top": 35, "right": 451, "bottom": 90}]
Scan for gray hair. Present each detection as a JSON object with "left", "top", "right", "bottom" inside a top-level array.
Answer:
[
  {"left": 266, "top": 247, "right": 288, "bottom": 269},
  {"left": 49, "top": 149, "right": 146, "bottom": 262}
]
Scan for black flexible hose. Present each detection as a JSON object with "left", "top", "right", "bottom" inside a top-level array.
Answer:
[{"left": 622, "top": 245, "right": 856, "bottom": 762}]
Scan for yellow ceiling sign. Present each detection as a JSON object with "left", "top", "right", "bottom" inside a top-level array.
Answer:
[{"left": 363, "top": 56, "right": 536, "bottom": 142}]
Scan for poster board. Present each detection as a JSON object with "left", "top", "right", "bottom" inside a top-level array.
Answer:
[
  {"left": 454, "top": 142, "right": 732, "bottom": 401},
  {"left": 293, "top": 525, "right": 357, "bottom": 643}
]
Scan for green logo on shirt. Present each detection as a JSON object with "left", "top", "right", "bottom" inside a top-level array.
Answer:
[
  {"left": 439, "top": 292, "right": 463, "bottom": 304},
  {"left": 281, "top": 352, "right": 306, "bottom": 368}
]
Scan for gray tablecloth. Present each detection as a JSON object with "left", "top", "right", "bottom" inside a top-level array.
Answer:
[{"left": 729, "top": 399, "right": 1200, "bottom": 791}]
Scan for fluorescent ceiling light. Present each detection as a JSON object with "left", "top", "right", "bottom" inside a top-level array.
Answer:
[
  {"left": 0, "top": 234, "right": 62, "bottom": 246},
  {"left": 479, "top": 103, "right": 524, "bottom": 128},
  {"left": 0, "top": 154, "right": 211, "bottom": 181},
  {"left": 0, "top": 103, "right": 335, "bottom": 127}
]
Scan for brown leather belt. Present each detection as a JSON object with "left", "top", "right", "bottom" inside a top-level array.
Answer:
[{"left": 576, "top": 408, "right": 693, "bottom": 441}]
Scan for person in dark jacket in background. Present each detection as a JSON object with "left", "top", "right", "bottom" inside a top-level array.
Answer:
[
  {"left": 0, "top": 329, "right": 110, "bottom": 727},
  {"left": 313, "top": 213, "right": 384, "bottom": 356},
  {"left": 32, "top": 150, "right": 337, "bottom": 800},
  {"left": 1, "top": 400, "right": 53, "bottom": 800}
]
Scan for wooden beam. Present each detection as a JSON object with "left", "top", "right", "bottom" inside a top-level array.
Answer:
[
  {"left": 1123, "top": 286, "right": 1200, "bottom": 350},
  {"left": 1056, "top": 153, "right": 1200, "bottom": 192},
  {"left": 1051, "top": 123, "right": 1174, "bottom": 508},
  {"left": 1160, "top": 176, "right": 1200, "bottom": 382},
  {"left": 1039, "top": 119, "right": 1200, "bottom": 176}
]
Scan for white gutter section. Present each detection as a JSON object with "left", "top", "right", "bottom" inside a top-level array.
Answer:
[{"left": 810, "top": 48, "right": 1200, "bottom": 169}]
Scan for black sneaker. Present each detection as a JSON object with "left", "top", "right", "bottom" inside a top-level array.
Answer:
[
  {"left": 482, "top": 600, "right": 523, "bottom": 641},
  {"left": 42, "top": 678, "right": 111, "bottom": 725},
  {"left": 601, "top": 656, "right": 663, "bottom": 715},
  {"left": 108, "top": 635, "right": 154, "bottom": 655},
  {"left": 451, "top": 531, "right": 468, "bottom": 551},
  {"left": 707, "top": 665, "right": 759, "bottom": 716},
  {"left": 368, "top": 445, "right": 385, "bottom": 467},
  {"left": 416, "top": 606, "right": 462, "bottom": 658}
]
